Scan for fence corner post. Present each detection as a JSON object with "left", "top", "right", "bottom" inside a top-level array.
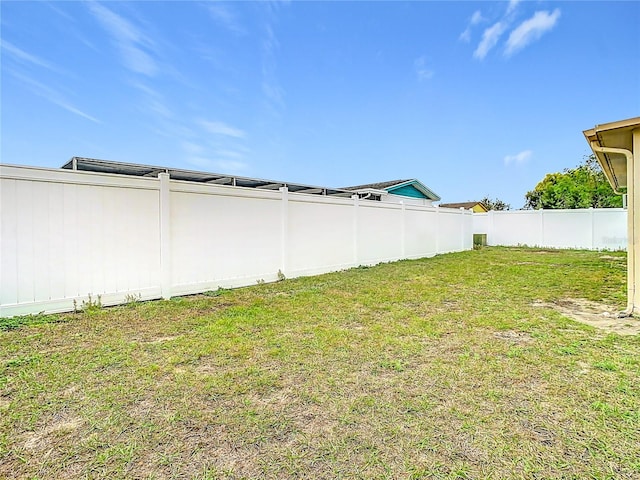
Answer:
[{"left": 159, "top": 172, "right": 171, "bottom": 299}]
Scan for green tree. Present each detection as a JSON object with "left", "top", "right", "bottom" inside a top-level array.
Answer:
[
  {"left": 524, "top": 155, "right": 623, "bottom": 209},
  {"left": 479, "top": 196, "right": 511, "bottom": 211}
]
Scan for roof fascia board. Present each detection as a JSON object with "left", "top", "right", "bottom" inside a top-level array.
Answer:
[
  {"left": 352, "top": 187, "right": 387, "bottom": 194},
  {"left": 584, "top": 117, "right": 640, "bottom": 191}
]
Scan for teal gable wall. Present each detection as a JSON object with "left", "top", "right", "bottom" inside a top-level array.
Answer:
[{"left": 387, "top": 184, "right": 426, "bottom": 199}]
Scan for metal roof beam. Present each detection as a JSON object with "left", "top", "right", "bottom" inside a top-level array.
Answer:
[
  {"left": 206, "top": 177, "right": 233, "bottom": 185},
  {"left": 296, "top": 188, "right": 324, "bottom": 195},
  {"left": 142, "top": 169, "right": 165, "bottom": 177},
  {"left": 256, "top": 183, "right": 284, "bottom": 190}
]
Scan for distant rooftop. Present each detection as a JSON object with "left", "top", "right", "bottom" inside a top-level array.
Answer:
[
  {"left": 61, "top": 157, "right": 355, "bottom": 198},
  {"left": 439, "top": 201, "right": 487, "bottom": 210},
  {"left": 342, "top": 180, "right": 413, "bottom": 191},
  {"left": 343, "top": 178, "right": 440, "bottom": 201}
]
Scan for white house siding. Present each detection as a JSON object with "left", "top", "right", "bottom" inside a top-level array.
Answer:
[{"left": 385, "top": 193, "right": 434, "bottom": 206}]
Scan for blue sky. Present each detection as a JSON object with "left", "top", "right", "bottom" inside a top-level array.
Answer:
[{"left": 1, "top": 1, "right": 638, "bottom": 208}]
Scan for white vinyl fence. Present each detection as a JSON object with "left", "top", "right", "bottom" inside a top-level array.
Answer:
[
  {"left": 0, "top": 164, "right": 473, "bottom": 317},
  {"left": 473, "top": 208, "right": 627, "bottom": 250}
]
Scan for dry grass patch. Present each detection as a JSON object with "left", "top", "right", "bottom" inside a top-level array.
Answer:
[{"left": 1, "top": 247, "right": 639, "bottom": 479}]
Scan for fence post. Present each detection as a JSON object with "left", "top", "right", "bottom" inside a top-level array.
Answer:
[
  {"left": 352, "top": 194, "right": 359, "bottom": 266},
  {"left": 539, "top": 209, "right": 545, "bottom": 247},
  {"left": 487, "top": 210, "right": 494, "bottom": 246},
  {"left": 435, "top": 205, "right": 440, "bottom": 254},
  {"left": 280, "top": 186, "right": 289, "bottom": 277},
  {"left": 589, "top": 207, "right": 595, "bottom": 250},
  {"left": 460, "top": 207, "right": 466, "bottom": 251},
  {"left": 159, "top": 173, "right": 171, "bottom": 299},
  {"left": 401, "top": 201, "right": 406, "bottom": 259}
]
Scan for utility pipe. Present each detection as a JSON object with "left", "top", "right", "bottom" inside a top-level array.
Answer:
[{"left": 590, "top": 142, "right": 635, "bottom": 316}]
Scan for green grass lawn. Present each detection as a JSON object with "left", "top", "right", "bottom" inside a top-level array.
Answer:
[{"left": 1, "top": 247, "right": 638, "bottom": 479}]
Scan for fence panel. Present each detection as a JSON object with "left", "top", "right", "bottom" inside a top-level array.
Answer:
[
  {"left": 169, "top": 182, "right": 283, "bottom": 295},
  {"left": 438, "top": 208, "right": 468, "bottom": 253},
  {"left": 404, "top": 207, "right": 438, "bottom": 259},
  {"left": 593, "top": 209, "right": 627, "bottom": 250},
  {"left": 1, "top": 164, "right": 473, "bottom": 316},
  {"left": 474, "top": 208, "right": 626, "bottom": 250},
  {"left": 288, "top": 196, "right": 355, "bottom": 276},
  {"left": 0, "top": 165, "right": 162, "bottom": 316},
  {"left": 357, "top": 203, "right": 404, "bottom": 264}
]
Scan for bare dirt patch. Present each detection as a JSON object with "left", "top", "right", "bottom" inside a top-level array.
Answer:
[
  {"left": 599, "top": 255, "right": 624, "bottom": 261},
  {"left": 493, "top": 330, "right": 533, "bottom": 343},
  {"left": 136, "top": 335, "right": 179, "bottom": 344},
  {"left": 533, "top": 298, "right": 640, "bottom": 336}
]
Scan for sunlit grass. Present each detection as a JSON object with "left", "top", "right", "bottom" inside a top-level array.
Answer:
[{"left": 1, "top": 247, "right": 638, "bottom": 479}]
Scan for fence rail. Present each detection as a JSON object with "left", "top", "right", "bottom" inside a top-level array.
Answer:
[{"left": 1, "top": 164, "right": 473, "bottom": 317}]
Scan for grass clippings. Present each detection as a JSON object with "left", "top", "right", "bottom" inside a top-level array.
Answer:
[{"left": 1, "top": 247, "right": 638, "bottom": 479}]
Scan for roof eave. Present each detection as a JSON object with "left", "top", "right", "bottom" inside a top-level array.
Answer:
[
  {"left": 583, "top": 117, "right": 640, "bottom": 191},
  {"left": 583, "top": 128, "right": 621, "bottom": 191}
]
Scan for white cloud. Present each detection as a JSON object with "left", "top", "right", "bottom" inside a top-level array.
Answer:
[
  {"left": 186, "top": 156, "right": 248, "bottom": 173},
  {"left": 130, "top": 82, "right": 173, "bottom": 118},
  {"left": 414, "top": 56, "right": 434, "bottom": 81},
  {"left": 199, "top": 120, "right": 246, "bottom": 139},
  {"left": 87, "top": 1, "right": 158, "bottom": 76},
  {"left": 213, "top": 160, "right": 248, "bottom": 172},
  {"left": 1, "top": 40, "right": 60, "bottom": 72},
  {"left": 506, "top": 0, "right": 521, "bottom": 15},
  {"left": 459, "top": 10, "right": 484, "bottom": 43},
  {"left": 207, "top": 3, "right": 246, "bottom": 35},
  {"left": 182, "top": 142, "right": 205, "bottom": 155},
  {"left": 262, "top": 80, "right": 284, "bottom": 106},
  {"left": 215, "top": 149, "right": 245, "bottom": 159},
  {"left": 261, "top": 23, "right": 285, "bottom": 111},
  {"left": 505, "top": 9, "right": 561, "bottom": 57},
  {"left": 504, "top": 150, "right": 532, "bottom": 166},
  {"left": 185, "top": 156, "right": 215, "bottom": 170},
  {"left": 45, "top": 1, "right": 76, "bottom": 21},
  {"left": 474, "top": 22, "right": 507, "bottom": 60},
  {"left": 259, "top": 3, "right": 289, "bottom": 116},
  {"left": 7, "top": 70, "right": 100, "bottom": 123},
  {"left": 471, "top": 10, "right": 484, "bottom": 25}
]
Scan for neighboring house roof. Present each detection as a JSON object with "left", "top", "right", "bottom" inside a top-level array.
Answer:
[
  {"left": 439, "top": 201, "right": 488, "bottom": 212},
  {"left": 342, "top": 179, "right": 441, "bottom": 201},
  {"left": 344, "top": 179, "right": 412, "bottom": 191}
]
